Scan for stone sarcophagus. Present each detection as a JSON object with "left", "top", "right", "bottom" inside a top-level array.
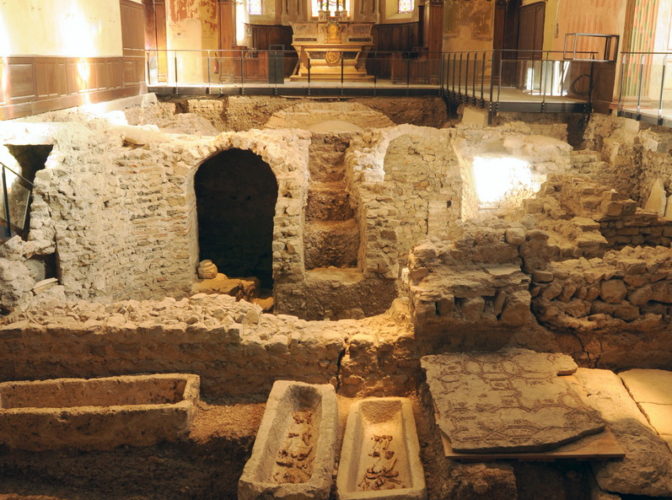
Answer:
[{"left": 0, "top": 373, "right": 200, "bottom": 451}]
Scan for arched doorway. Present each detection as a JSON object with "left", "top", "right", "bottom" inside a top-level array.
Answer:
[{"left": 195, "top": 149, "right": 278, "bottom": 290}]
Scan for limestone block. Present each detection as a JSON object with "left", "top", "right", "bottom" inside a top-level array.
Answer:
[
  {"left": 459, "top": 107, "right": 489, "bottom": 128},
  {"left": 421, "top": 349, "right": 603, "bottom": 453},
  {"left": 620, "top": 369, "right": 672, "bottom": 405},
  {"left": 600, "top": 279, "right": 627, "bottom": 304},
  {"left": 575, "top": 368, "right": 672, "bottom": 497},
  {"left": 238, "top": 381, "right": 338, "bottom": 500},
  {"left": 644, "top": 179, "right": 667, "bottom": 216},
  {"left": 336, "top": 397, "right": 426, "bottom": 500}
]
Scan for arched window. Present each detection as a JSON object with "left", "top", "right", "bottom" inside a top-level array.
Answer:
[
  {"left": 311, "top": 0, "right": 351, "bottom": 16},
  {"left": 248, "top": 0, "right": 262, "bottom": 15},
  {"left": 398, "top": 0, "right": 413, "bottom": 13}
]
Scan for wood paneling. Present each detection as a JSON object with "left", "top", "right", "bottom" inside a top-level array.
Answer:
[
  {"left": 0, "top": 0, "right": 147, "bottom": 119},
  {"left": 121, "top": 0, "right": 147, "bottom": 51},
  {"left": 373, "top": 22, "right": 420, "bottom": 51},
  {"left": 249, "top": 24, "right": 293, "bottom": 50},
  {"left": 517, "top": 2, "right": 544, "bottom": 56},
  {"left": 0, "top": 55, "right": 145, "bottom": 120}
]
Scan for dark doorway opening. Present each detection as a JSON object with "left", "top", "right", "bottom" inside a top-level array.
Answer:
[{"left": 195, "top": 149, "right": 278, "bottom": 290}]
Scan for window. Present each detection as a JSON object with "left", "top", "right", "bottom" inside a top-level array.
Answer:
[
  {"left": 398, "top": 0, "right": 413, "bottom": 13},
  {"left": 248, "top": 0, "right": 262, "bottom": 16},
  {"left": 311, "top": 0, "right": 350, "bottom": 16}
]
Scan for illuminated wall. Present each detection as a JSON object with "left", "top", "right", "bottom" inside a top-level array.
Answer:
[
  {"left": 442, "top": 0, "right": 494, "bottom": 52},
  {"left": 0, "top": 0, "right": 135, "bottom": 57},
  {"left": 165, "top": 0, "right": 219, "bottom": 83}
]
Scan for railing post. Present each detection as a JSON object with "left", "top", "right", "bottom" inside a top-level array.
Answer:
[
  {"left": 240, "top": 50, "right": 245, "bottom": 95},
  {"left": 207, "top": 50, "right": 211, "bottom": 91},
  {"left": 497, "top": 49, "right": 503, "bottom": 104},
  {"left": 464, "top": 52, "right": 470, "bottom": 101},
  {"left": 174, "top": 52, "right": 179, "bottom": 90},
  {"left": 658, "top": 58, "right": 666, "bottom": 125},
  {"left": 341, "top": 54, "right": 345, "bottom": 95},
  {"left": 636, "top": 54, "right": 645, "bottom": 115},
  {"left": 307, "top": 58, "right": 311, "bottom": 96},
  {"left": 406, "top": 56, "right": 411, "bottom": 90},
  {"left": 489, "top": 51, "right": 496, "bottom": 116},
  {"left": 146, "top": 51, "right": 151, "bottom": 86},
  {"left": 458, "top": 53, "right": 463, "bottom": 99},
  {"left": 540, "top": 53, "right": 546, "bottom": 112},
  {"left": 617, "top": 52, "right": 627, "bottom": 114},
  {"left": 480, "top": 51, "right": 486, "bottom": 104},
  {"left": 2, "top": 166, "right": 11, "bottom": 238}
]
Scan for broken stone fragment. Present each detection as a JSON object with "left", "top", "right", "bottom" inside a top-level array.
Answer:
[
  {"left": 644, "top": 178, "right": 667, "bottom": 216},
  {"left": 197, "top": 259, "right": 218, "bottom": 279}
]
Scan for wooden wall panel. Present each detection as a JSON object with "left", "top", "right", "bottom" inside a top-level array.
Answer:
[
  {"left": 0, "top": 55, "right": 146, "bottom": 120},
  {"left": 121, "top": 0, "right": 147, "bottom": 51},
  {"left": 0, "top": 0, "right": 147, "bottom": 120},
  {"left": 249, "top": 25, "right": 294, "bottom": 50},
  {"left": 373, "top": 23, "right": 420, "bottom": 51}
]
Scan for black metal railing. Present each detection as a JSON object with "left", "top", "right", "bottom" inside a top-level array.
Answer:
[
  {"left": 1, "top": 161, "right": 34, "bottom": 240},
  {"left": 617, "top": 51, "right": 672, "bottom": 125},
  {"left": 441, "top": 49, "right": 599, "bottom": 113}
]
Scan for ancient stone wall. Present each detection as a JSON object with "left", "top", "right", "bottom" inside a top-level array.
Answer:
[
  {"left": 172, "top": 96, "right": 448, "bottom": 131},
  {"left": 582, "top": 114, "right": 672, "bottom": 206},
  {"left": 0, "top": 295, "right": 417, "bottom": 398}
]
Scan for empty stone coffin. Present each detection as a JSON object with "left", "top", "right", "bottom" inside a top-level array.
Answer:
[
  {"left": 337, "top": 397, "right": 426, "bottom": 500},
  {"left": 238, "top": 380, "right": 338, "bottom": 500},
  {"left": 0, "top": 373, "right": 200, "bottom": 451}
]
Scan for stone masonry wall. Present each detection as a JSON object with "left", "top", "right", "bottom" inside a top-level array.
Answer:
[
  {"left": 171, "top": 96, "right": 449, "bottom": 131},
  {"left": 0, "top": 294, "right": 418, "bottom": 399}
]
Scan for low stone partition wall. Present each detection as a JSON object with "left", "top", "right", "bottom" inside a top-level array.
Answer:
[
  {"left": 599, "top": 212, "right": 672, "bottom": 248},
  {"left": 0, "top": 295, "right": 418, "bottom": 399},
  {"left": 532, "top": 246, "right": 672, "bottom": 367}
]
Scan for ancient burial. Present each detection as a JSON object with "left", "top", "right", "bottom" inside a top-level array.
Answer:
[
  {"left": 421, "top": 349, "right": 604, "bottom": 453},
  {"left": 337, "top": 397, "right": 426, "bottom": 500},
  {"left": 0, "top": 373, "right": 200, "bottom": 451},
  {"left": 238, "top": 380, "right": 338, "bottom": 500}
]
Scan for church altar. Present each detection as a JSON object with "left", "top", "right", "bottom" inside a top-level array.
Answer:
[{"left": 290, "top": 15, "right": 374, "bottom": 81}]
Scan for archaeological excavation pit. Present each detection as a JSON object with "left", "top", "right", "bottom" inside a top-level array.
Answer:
[
  {"left": 3, "top": 2, "right": 672, "bottom": 492},
  {"left": 0, "top": 374, "right": 200, "bottom": 451}
]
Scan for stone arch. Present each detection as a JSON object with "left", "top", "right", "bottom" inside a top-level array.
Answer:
[{"left": 194, "top": 148, "right": 279, "bottom": 290}]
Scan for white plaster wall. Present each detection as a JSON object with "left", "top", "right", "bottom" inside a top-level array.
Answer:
[{"left": 0, "top": 0, "right": 123, "bottom": 57}]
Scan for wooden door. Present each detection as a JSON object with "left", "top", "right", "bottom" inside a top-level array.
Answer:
[{"left": 517, "top": 2, "right": 545, "bottom": 58}]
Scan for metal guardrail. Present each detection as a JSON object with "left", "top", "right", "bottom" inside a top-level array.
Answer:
[
  {"left": 1, "top": 161, "right": 34, "bottom": 239},
  {"left": 145, "top": 48, "right": 445, "bottom": 95},
  {"left": 617, "top": 51, "right": 672, "bottom": 126},
  {"left": 441, "top": 49, "right": 598, "bottom": 115}
]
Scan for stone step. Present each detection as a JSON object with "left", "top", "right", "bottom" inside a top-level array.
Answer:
[
  {"left": 308, "top": 135, "right": 351, "bottom": 182},
  {"left": 309, "top": 161, "right": 345, "bottom": 182},
  {"left": 304, "top": 219, "right": 359, "bottom": 269},
  {"left": 306, "top": 182, "right": 354, "bottom": 221},
  {"left": 570, "top": 149, "right": 602, "bottom": 165}
]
